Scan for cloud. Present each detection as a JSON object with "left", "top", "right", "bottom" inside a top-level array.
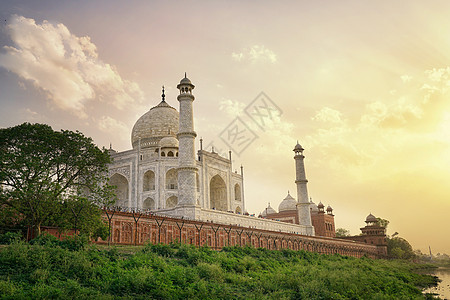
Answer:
[
  {"left": 231, "top": 45, "right": 277, "bottom": 64},
  {"left": 305, "top": 70, "right": 450, "bottom": 176},
  {"left": 0, "top": 15, "right": 143, "bottom": 118},
  {"left": 219, "top": 98, "right": 246, "bottom": 117},
  {"left": 97, "top": 116, "right": 128, "bottom": 137}
]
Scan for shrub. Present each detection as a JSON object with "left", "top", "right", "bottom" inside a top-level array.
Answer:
[
  {"left": 59, "top": 234, "right": 89, "bottom": 251},
  {"left": 0, "top": 231, "right": 22, "bottom": 245}
]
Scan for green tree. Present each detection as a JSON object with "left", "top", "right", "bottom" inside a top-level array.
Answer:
[
  {"left": 335, "top": 228, "right": 351, "bottom": 237},
  {"left": 376, "top": 217, "right": 389, "bottom": 229},
  {"left": 0, "top": 123, "right": 115, "bottom": 237},
  {"left": 387, "top": 236, "right": 416, "bottom": 260}
]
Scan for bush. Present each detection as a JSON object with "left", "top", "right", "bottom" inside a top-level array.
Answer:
[
  {"left": 59, "top": 234, "right": 89, "bottom": 251},
  {"left": 29, "top": 233, "right": 60, "bottom": 247},
  {"left": 0, "top": 231, "right": 22, "bottom": 245}
]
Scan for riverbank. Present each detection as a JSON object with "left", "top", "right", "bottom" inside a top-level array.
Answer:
[
  {"left": 0, "top": 242, "right": 440, "bottom": 299},
  {"left": 422, "top": 267, "right": 450, "bottom": 299}
]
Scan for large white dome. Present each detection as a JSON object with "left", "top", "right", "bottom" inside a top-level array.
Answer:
[{"left": 131, "top": 100, "right": 179, "bottom": 149}]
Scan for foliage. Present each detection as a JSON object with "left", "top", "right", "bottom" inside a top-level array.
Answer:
[
  {"left": 377, "top": 217, "right": 390, "bottom": 229},
  {"left": 0, "top": 231, "right": 22, "bottom": 245},
  {"left": 0, "top": 123, "right": 116, "bottom": 238},
  {"left": 388, "top": 236, "right": 416, "bottom": 260},
  {"left": 335, "top": 228, "right": 351, "bottom": 237},
  {"left": 0, "top": 242, "right": 439, "bottom": 299},
  {"left": 29, "top": 233, "right": 89, "bottom": 251}
]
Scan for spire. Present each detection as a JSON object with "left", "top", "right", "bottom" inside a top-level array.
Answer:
[
  {"left": 161, "top": 85, "right": 165, "bottom": 102},
  {"left": 184, "top": 72, "right": 187, "bottom": 78}
]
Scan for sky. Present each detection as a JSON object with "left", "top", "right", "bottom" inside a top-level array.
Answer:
[{"left": 1, "top": 0, "right": 449, "bottom": 254}]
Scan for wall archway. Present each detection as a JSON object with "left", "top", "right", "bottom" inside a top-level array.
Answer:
[
  {"left": 166, "top": 196, "right": 178, "bottom": 208},
  {"left": 143, "top": 170, "right": 155, "bottom": 191},
  {"left": 234, "top": 184, "right": 241, "bottom": 201},
  {"left": 166, "top": 168, "right": 178, "bottom": 190},
  {"left": 210, "top": 175, "right": 227, "bottom": 211},
  {"left": 143, "top": 197, "right": 155, "bottom": 210},
  {"left": 110, "top": 173, "right": 129, "bottom": 206}
]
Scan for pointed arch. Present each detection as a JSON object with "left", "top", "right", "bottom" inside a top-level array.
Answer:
[
  {"left": 110, "top": 173, "right": 129, "bottom": 206},
  {"left": 143, "top": 197, "right": 155, "bottom": 210},
  {"left": 166, "top": 168, "right": 178, "bottom": 190},
  {"left": 143, "top": 170, "right": 155, "bottom": 191},
  {"left": 210, "top": 175, "right": 227, "bottom": 211},
  {"left": 234, "top": 183, "right": 241, "bottom": 201},
  {"left": 166, "top": 196, "right": 178, "bottom": 208}
]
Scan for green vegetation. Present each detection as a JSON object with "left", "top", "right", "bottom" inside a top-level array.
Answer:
[
  {"left": 335, "top": 228, "right": 350, "bottom": 237},
  {"left": 0, "top": 240, "right": 439, "bottom": 299},
  {"left": 0, "top": 123, "right": 115, "bottom": 238}
]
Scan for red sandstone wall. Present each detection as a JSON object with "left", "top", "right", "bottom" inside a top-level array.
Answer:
[{"left": 99, "top": 210, "right": 385, "bottom": 258}]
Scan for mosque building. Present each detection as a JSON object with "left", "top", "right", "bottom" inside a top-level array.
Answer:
[{"left": 107, "top": 74, "right": 317, "bottom": 236}]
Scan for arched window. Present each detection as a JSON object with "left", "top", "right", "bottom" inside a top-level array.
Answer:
[
  {"left": 167, "top": 151, "right": 174, "bottom": 157},
  {"left": 143, "top": 197, "right": 155, "bottom": 210},
  {"left": 109, "top": 173, "right": 129, "bottom": 207},
  {"left": 161, "top": 152, "right": 166, "bottom": 157},
  {"left": 143, "top": 170, "right": 155, "bottom": 191},
  {"left": 234, "top": 184, "right": 241, "bottom": 201},
  {"left": 166, "top": 196, "right": 178, "bottom": 208},
  {"left": 166, "top": 169, "right": 178, "bottom": 190},
  {"left": 210, "top": 175, "right": 227, "bottom": 211}
]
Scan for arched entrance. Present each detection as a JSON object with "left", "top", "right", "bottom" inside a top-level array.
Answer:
[
  {"left": 143, "top": 170, "right": 155, "bottom": 191},
  {"left": 210, "top": 175, "right": 227, "bottom": 211},
  {"left": 110, "top": 173, "right": 129, "bottom": 206}
]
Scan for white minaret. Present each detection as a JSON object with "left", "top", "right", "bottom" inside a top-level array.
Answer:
[
  {"left": 176, "top": 74, "right": 198, "bottom": 207},
  {"left": 294, "top": 142, "right": 313, "bottom": 228}
]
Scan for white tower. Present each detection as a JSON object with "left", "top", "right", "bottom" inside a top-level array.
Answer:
[
  {"left": 176, "top": 74, "right": 198, "bottom": 207},
  {"left": 294, "top": 142, "right": 313, "bottom": 228}
]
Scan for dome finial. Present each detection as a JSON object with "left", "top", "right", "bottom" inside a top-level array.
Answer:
[
  {"left": 161, "top": 85, "right": 165, "bottom": 102},
  {"left": 184, "top": 72, "right": 187, "bottom": 78}
]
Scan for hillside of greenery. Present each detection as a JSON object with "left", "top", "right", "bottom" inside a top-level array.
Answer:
[{"left": 0, "top": 237, "right": 440, "bottom": 299}]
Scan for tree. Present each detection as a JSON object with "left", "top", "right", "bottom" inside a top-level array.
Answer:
[
  {"left": 376, "top": 217, "right": 389, "bottom": 229},
  {"left": 335, "top": 228, "right": 351, "bottom": 237},
  {"left": 387, "top": 236, "right": 416, "bottom": 260},
  {"left": 0, "top": 123, "right": 115, "bottom": 237}
]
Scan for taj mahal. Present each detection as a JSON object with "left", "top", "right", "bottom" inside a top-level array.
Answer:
[{"left": 107, "top": 74, "right": 321, "bottom": 236}]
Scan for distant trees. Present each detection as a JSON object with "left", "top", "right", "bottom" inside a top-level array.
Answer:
[
  {"left": 335, "top": 228, "right": 351, "bottom": 237},
  {"left": 0, "top": 123, "right": 115, "bottom": 238}
]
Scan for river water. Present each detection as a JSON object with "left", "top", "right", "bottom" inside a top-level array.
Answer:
[{"left": 423, "top": 268, "right": 450, "bottom": 299}]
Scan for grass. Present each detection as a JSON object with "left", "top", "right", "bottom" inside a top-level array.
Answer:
[{"left": 0, "top": 242, "right": 440, "bottom": 299}]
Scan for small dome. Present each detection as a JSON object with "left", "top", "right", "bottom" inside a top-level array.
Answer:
[
  {"left": 160, "top": 136, "right": 179, "bottom": 148},
  {"left": 366, "top": 213, "right": 377, "bottom": 223},
  {"left": 278, "top": 192, "right": 297, "bottom": 212},
  {"left": 310, "top": 201, "right": 319, "bottom": 212},
  {"left": 293, "top": 141, "right": 304, "bottom": 152},
  {"left": 326, "top": 205, "right": 333, "bottom": 211},
  {"left": 131, "top": 100, "right": 179, "bottom": 149},
  {"left": 180, "top": 77, "right": 192, "bottom": 85},
  {"left": 318, "top": 202, "right": 324, "bottom": 209},
  {"left": 261, "top": 203, "right": 277, "bottom": 217}
]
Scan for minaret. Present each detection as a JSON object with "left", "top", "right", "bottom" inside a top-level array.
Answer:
[
  {"left": 294, "top": 142, "right": 313, "bottom": 227},
  {"left": 176, "top": 74, "right": 198, "bottom": 207}
]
